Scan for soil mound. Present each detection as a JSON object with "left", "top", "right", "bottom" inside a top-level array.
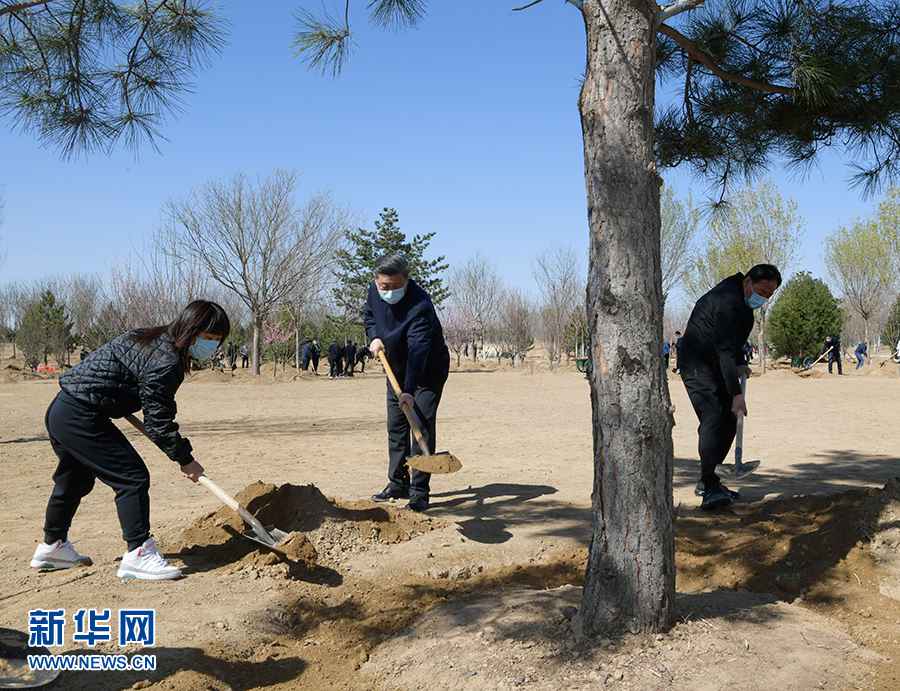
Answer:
[{"left": 174, "top": 482, "right": 439, "bottom": 578}]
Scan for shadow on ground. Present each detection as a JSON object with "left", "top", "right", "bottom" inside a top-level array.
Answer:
[
  {"left": 675, "top": 450, "right": 900, "bottom": 501},
  {"left": 60, "top": 646, "right": 306, "bottom": 690},
  {"left": 428, "top": 483, "right": 591, "bottom": 545}
]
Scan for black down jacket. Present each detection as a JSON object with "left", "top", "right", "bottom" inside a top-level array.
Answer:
[{"left": 59, "top": 331, "right": 194, "bottom": 465}]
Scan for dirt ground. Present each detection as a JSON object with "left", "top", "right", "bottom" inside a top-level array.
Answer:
[{"left": 2, "top": 353, "right": 900, "bottom": 690}]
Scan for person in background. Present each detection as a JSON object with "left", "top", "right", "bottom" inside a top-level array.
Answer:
[
  {"left": 855, "top": 341, "right": 867, "bottom": 370},
  {"left": 344, "top": 340, "right": 357, "bottom": 377},
  {"left": 227, "top": 341, "right": 238, "bottom": 371},
  {"left": 743, "top": 341, "right": 754, "bottom": 364},
  {"left": 300, "top": 339, "right": 310, "bottom": 371},
  {"left": 240, "top": 344, "right": 249, "bottom": 369},
  {"left": 356, "top": 344, "right": 370, "bottom": 373},
  {"left": 662, "top": 339, "right": 671, "bottom": 372},
  {"left": 31, "top": 300, "right": 229, "bottom": 580},
  {"left": 678, "top": 264, "right": 782, "bottom": 511},
  {"left": 672, "top": 331, "right": 683, "bottom": 373},
  {"left": 328, "top": 341, "right": 343, "bottom": 379},
  {"left": 310, "top": 339, "right": 321, "bottom": 375},
  {"left": 365, "top": 253, "right": 450, "bottom": 513},
  {"left": 825, "top": 335, "right": 843, "bottom": 375}
]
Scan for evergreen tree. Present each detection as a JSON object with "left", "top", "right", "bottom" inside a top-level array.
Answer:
[
  {"left": 17, "top": 290, "right": 72, "bottom": 370},
  {"left": 768, "top": 272, "right": 842, "bottom": 360},
  {"left": 332, "top": 208, "right": 449, "bottom": 320}
]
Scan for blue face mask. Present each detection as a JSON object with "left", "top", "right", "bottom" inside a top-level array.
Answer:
[
  {"left": 378, "top": 284, "right": 407, "bottom": 305},
  {"left": 190, "top": 337, "right": 219, "bottom": 362},
  {"left": 745, "top": 291, "right": 767, "bottom": 310}
]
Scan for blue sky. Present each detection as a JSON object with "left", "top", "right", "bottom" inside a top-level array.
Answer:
[{"left": 0, "top": 1, "right": 885, "bottom": 309}]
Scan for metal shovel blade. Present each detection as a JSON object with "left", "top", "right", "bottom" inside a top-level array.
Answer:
[
  {"left": 721, "top": 460, "right": 761, "bottom": 479},
  {"left": 232, "top": 525, "right": 292, "bottom": 558},
  {"left": 407, "top": 451, "right": 462, "bottom": 474}
]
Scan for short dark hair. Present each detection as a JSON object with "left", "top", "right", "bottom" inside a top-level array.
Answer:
[
  {"left": 747, "top": 264, "right": 782, "bottom": 287},
  {"left": 675, "top": 331, "right": 681, "bottom": 336},
  {"left": 375, "top": 253, "right": 410, "bottom": 278}
]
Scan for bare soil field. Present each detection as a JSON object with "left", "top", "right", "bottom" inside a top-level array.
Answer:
[{"left": 2, "top": 356, "right": 900, "bottom": 690}]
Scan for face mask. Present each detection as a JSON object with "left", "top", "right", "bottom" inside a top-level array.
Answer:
[
  {"left": 190, "top": 337, "right": 219, "bottom": 362},
  {"left": 378, "top": 284, "right": 407, "bottom": 305},
  {"left": 745, "top": 291, "right": 767, "bottom": 310}
]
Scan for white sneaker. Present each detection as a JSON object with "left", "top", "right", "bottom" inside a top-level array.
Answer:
[
  {"left": 116, "top": 538, "right": 182, "bottom": 581},
  {"left": 30, "top": 540, "right": 93, "bottom": 571}
]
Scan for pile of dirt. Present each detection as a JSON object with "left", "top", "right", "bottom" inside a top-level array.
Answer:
[
  {"left": 863, "top": 364, "right": 900, "bottom": 378},
  {"left": 174, "top": 482, "right": 440, "bottom": 578},
  {"left": 796, "top": 368, "right": 826, "bottom": 378}
]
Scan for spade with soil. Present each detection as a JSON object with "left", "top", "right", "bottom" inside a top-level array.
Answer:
[
  {"left": 376, "top": 351, "right": 462, "bottom": 474},
  {"left": 124, "top": 414, "right": 291, "bottom": 556}
]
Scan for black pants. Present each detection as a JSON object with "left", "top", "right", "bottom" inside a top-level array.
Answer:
[
  {"left": 386, "top": 380, "right": 445, "bottom": 499},
  {"left": 241, "top": 355, "right": 249, "bottom": 368},
  {"left": 681, "top": 363, "right": 737, "bottom": 488},
  {"left": 311, "top": 355, "right": 319, "bottom": 373},
  {"left": 329, "top": 359, "right": 343, "bottom": 377},
  {"left": 828, "top": 355, "right": 843, "bottom": 375},
  {"left": 301, "top": 355, "right": 310, "bottom": 371},
  {"left": 43, "top": 392, "right": 151, "bottom": 551}
]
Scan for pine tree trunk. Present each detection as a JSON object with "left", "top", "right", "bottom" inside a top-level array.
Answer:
[
  {"left": 580, "top": 0, "right": 675, "bottom": 635},
  {"left": 252, "top": 318, "right": 262, "bottom": 376}
]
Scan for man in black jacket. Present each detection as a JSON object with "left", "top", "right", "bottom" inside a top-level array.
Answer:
[
  {"left": 328, "top": 342, "right": 343, "bottom": 378},
  {"left": 679, "top": 264, "right": 781, "bottom": 510},
  {"left": 344, "top": 340, "right": 357, "bottom": 377},
  {"left": 364, "top": 253, "right": 450, "bottom": 512},
  {"left": 825, "top": 335, "right": 843, "bottom": 375},
  {"left": 310, "top": 339, "right": 321, "bottom": 375}
]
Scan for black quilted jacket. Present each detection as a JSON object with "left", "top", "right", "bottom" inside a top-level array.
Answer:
[{"left": 59, "top": 331, "right": 194, "bottom": 465}]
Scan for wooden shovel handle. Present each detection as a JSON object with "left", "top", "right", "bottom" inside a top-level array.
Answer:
[
  {"left": 124, "top": 414, "right": 270, "bottom": 538},
  {"left": 377, "top": 350, "right": 432, "bottom": 458}
]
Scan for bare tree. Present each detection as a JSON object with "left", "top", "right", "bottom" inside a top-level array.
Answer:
[
  {"left": 496, "top": 289, "right": 535, "bottom": 367},
  {"left": 166, "top": 170, "right": 345, "bottom": 375},
  {"left": 534, "top": 247, "right": 583, "bottom": 369},
  {"left": 282, "top": 196, "right": 346, "bottom": 369},
  {"left": 660, "top": 185, "right": 698, "bottom": 305},
  {"left": 449, "top": 255, "right": 502, "bottom": 360},
  {"left": 440, "top": 307, "right": 469, "bottom": 368},
  {"left": 826, "top": 219, "right": 895, "bottom": 348}
]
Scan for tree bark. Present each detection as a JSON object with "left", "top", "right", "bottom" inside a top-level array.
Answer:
[
  {"left": 252, "top": 318, "right": 262, "bottom": 376},
  {"left": 580, "top": 0, "right": 675, "bottom": 635},
  {"left": 295, "top": 327, "right": 301, "bottom": 370}
]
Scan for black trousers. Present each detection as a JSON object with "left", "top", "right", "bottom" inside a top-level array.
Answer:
[
  {"left": 386, "top": 380, "right": 444, "bottom": 499},
  {"left": 828, "top": 355, "right": 843, "bottom": 374},
  {"left": 680, "top": 362, "right": 737, "bottom": 488},
  {"left": 329, "top": 358, "right": 343, "bottom": 377},
  {"left": 311, "top": 355, "right": 319, "bottom": 373},
  {"left": 241, "top": 355, "right": 249, "bottom": 368},
  {"left": 301, "top": 355, "right": 310, "bottom": 371},
  {"left": 43, "top": 392, "right": 152, "bottom": 551}
]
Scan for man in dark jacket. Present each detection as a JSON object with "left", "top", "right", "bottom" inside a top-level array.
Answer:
[
  {"left": 672, "top": 331, "right": 683, "bottom": 373},
  {"left": 356, "top": 345, "right": 369, "bottom": 373},
  {"left": 344, "top": 340, "right": 357, "bottom": 377},
  {"left": 364, "top": 253, "right": 450, "bottom": 512},
  {"left": 826, "top": 335, "right": 843, "bottom": 375},
  {"left": 328, "top": 342, "right": 343, "bottom": 378},
  {"left": 310, "top": 339, "right": 321, "bottom": 375},
  {"left": 679, "top": 264, "right": 781, "bottom": 510}
]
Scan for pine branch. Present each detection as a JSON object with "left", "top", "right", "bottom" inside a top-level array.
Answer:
[
  {"left": 658, "top": 23, "right": 796, "bottom": 96},
  {"left": 657, "top": 0, "right": 706, "bottom": 23},
  {"left": 0, "top": 1, "right": 49, "bottom": 18}
]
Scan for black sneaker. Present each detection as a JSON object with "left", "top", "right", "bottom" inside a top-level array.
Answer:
[
  {"left": 372, "top": 485, "right": 410, "bottom": 502},
  {"left": 695, "top": 480, "right": 740, "bottom": 500},
  {"left": 701, "top": 487, "right": 733, "bottom": 511},
  {"left": 406, "top": 496, "right": 429, "bottom": 513}
]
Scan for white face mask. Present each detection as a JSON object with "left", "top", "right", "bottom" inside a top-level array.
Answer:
[{"left": 378, "top": 283, "right": 407, "bottom": 305}]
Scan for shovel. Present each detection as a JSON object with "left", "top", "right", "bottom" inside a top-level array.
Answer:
[
  {"left": 376, "top": 351, "right": 462, "bottom": 474},
  {"left": 124, "top": 414, "right": 291, "bottom": 555},
  {"left": 720, "top": 373, "right": 760, "bottom": 479}
]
